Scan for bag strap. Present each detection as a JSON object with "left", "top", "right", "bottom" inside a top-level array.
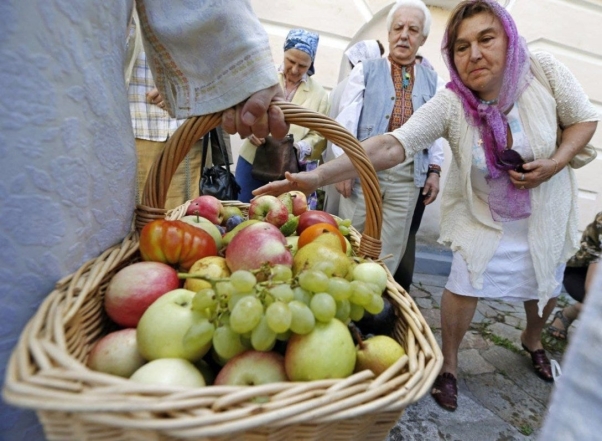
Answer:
[
  {"left": 530, "top": 53, "right": 553, "bottom": 95},
  {"left": 201, "top": 132, "right": 211, "bottom": 169},
  {"left": 210, "top": 128, "right": 232, "bottom": 166}
]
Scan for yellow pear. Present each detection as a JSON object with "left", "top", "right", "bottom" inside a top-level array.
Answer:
[
  {"left": 312, "top": 231, "right": 345, "bottom": 252},
  {"left": 355, "top": 335, "right": 405, "bottom": 376},
  {"left": 185, "top": 256, "right": 231, "bottom": 292},
  {"left": 293, "top": 241, "right": 350, "bottom": 277}
]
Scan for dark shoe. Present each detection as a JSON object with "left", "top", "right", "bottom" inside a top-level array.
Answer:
[
  {"left": 521, "top": 343, "right": 554, "bottom": 382},
  {"left": 546, "top": 310, "right": 572, "bottom": 340},
  {"left": 431, "top": 373, "right": 458, "bottom": 411}
]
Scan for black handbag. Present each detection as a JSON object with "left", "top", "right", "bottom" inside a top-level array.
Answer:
[
  {"left": 199, "top": 128, "right": 241, "bottom": 200},
  {"left": 251, "top": 134, "right": 299, "bottom": 182}
]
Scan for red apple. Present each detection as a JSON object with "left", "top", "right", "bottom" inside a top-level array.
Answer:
[
  {"left": 248, "top": 195, "right": 289, "bottom": 228},
  {"left": 225, "top": 222, "right": 293, "bottom": 272},
  {"left": 296, "top": 210, "right": 338, "bottom": 235},
  {"left": 186, "top": 195, "right": 224, "bottom": 225},
  {"left": 214, "top": 350, "right": 288, "bottom": 386},
  {"left": 288, "top": 191, "right": 309, "bottom": 216},
  {"left": 87, "top": 329, "right": 146, "bottom": 378},
  {"left": 104, "top": 261, "right": 180, "bottom": 328}
]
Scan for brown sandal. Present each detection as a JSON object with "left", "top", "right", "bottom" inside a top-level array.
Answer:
[
  {"left": 547, "top": 310, "right": 572, "bottom": 340},
  {"left": 522, "top": 343, "right": 554, "bottom": 382},
  {"left": 431, "top": 372, "right": 458, "bottom": 411}
]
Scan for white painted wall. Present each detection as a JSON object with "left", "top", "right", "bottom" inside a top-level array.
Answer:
[{"left": 230, "top": 0, "right": 601, "bottom": 240}]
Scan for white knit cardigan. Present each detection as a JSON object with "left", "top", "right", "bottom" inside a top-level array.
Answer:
[{"left": 390, "top": 51, "right": 599, "bottom": 308}]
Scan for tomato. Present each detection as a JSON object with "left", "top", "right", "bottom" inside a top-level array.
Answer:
[
  {"left": 296, "top": 210, "right": 338, "bottom": 235},
  {"left": 297, "top": 222, "right": 346, "bottom": 253},
  {"left": 139, "top": 219, "right": 218, "bottom": 271}
]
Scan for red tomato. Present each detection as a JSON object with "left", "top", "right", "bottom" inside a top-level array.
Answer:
[
  {"left": 298, "top": 223, "right": 346, "bottom": 252},
  {"left": 139, "top": 219, "right": 218, "bottom": 271},
  {"left": 296, "top": 210, "right": 338, "bottom": 235}
]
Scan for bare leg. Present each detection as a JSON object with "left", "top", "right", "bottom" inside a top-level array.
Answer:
[
  {"left": 440, "top": 289, "right": 479, "bottom": 376},
  {"left": 522, "top": 297, "right": 557, "bottom": 351}
]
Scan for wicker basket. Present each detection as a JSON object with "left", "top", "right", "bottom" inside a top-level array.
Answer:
[{"left": 3, "top": 103, "right": 442, "bottom": 441}]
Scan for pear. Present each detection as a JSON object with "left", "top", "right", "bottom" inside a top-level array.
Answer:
[
  {"left": 185, "top": 256, "right": 231, "bottom": 292},
  {"left": 312, "top": 230, "right": 345, "bottom": 252},
  {"left": 293, "top": 241, "right": 350, "bottom": 277},
  {"left": 285, "top": 319, "right": 356, "bottom": 381},
  {"left": 354, "top": 335, "right": 405, "bottom": 376},
  {"left": 286, "top": 235, "right": 299, "bottom": 256},
  {"left": 277, "top": 192, "right": 294, "bottom": 214}
]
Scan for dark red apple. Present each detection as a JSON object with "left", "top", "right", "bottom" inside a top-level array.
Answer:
[{"left": 296, "top": 210, "right": 338, "bottom": 235}]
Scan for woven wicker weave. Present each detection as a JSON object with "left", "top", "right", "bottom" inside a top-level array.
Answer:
[{"left": 3, "top": 103, "right": 442, "bottom": 440}]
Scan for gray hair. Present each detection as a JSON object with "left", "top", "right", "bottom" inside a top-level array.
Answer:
[{"left": 386, "top": 0, "right": 432, "bottom": 37}]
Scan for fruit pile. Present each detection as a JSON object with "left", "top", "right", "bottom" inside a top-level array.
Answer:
[{"left": 89, "top": 193, "right": 405, "bottom": 387}]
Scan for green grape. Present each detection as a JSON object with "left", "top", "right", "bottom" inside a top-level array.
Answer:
[
  {"left": 350, "top": 280, "right": 373, "bottom": 306},
  {"left": 218, "top": 312, "right": 231, "bottom": 326},
  {"left": 212, "top": 325, "right": 247, "bottom": 360},
  {"left": 365, "top": 282, "right": 384, "bottom": 297},
  {"left": 215, "top": 280, "right": 237, "bottom": 299},
  {"left": 328, "top": 277, "right": 352, "bottom": 301},
  {"left": 230, "top": 296, "right": 263, "bottom": 334},
  {"left": 310, "top": 292, "right": 336, "bottom": 323},
  {"left": 298, "top": 270, "right": 329, "bottom": 293},
  {"left": 335, "top": 299, "right": 351, "bottom": 323},
  {"left": 313, "top": 261, "right": 335, "bottom": 277},
  {"left": 251, "top": 315, "right": 277, "bottom": 351},
  {"left": 292, "top": 286, "right": 312, "bottom": 305},
  {"left": 182, "top": 319, "right": 215, "bottom": 349},
  {"left": 270, "top": 264, "right": 293, "bottom": 282},
  {"left": 230, "top": 270, "right": 257, "bottom": 292},
  {"left": 289, "top": 300, "right": 315, "bottom": 334},
  {"left": 269, "top": 284, "right": 294, "bottom": 302},
  {"left": 191, "top": 288, "right": 217, "bottom": 311},
  {"left": 276, "top": 330, "right": 292, "bottom": 341},
  {"left": 364, "top": 293, "right": 385, "bottom": 315},
  {"left": 339, "top": 218, "right": 352, "bottom": 227},
  {"left": 265, "top": 301, "right": 292, "bottom": 334},
  {"left": 338, "top": 225, "right": 350, "bottom": 236},
  {"left": 349, "top": 303, "right": 365, "bottom": 321},
  {"left": 228, "top": 292, "right": 250, "bottom": 311}
]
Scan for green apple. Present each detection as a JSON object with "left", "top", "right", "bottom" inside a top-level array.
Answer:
[
  {"left": 137, "top": 289, "right": 212, "bottom": 362},
  {"left": 130, "top": 358, "right": 206, "bottom": 387},
  {"left": 355, "top": 335, "right": 405, "bottom": 376},
  {"left": 285, "top": 319, "right": 356, "bottom": 381},
  {"left": 180, "top": 215, "right": 224, "bottom": 250}
]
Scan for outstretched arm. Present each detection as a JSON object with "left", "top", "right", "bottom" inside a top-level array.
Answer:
[{"left": 253, "top": 133, "right": 406, "bottom": 197}]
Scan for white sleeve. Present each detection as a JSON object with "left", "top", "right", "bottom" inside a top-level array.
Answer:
[
  {"left": 426, "top": 74, "right": 447, "bottom": 166},
  {"left": 332, "top": 63, "right": 366, "bottom": 158}
]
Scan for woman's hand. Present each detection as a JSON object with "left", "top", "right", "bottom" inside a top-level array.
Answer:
[
  {"left": 335, "top": 179, "right": 354, "bottom": 198},
  {"left": 147, "top": 88, "right": 165, "bottom": 108},
  {"left": 247, "top": 135, "right": 265, "bottom": 146},
  {"left": 508, "top": 158, "right": 559, "bottom": 189},
  {"left": 222, "top": 84, "right": 289, "bottom": 139},
  {"left": 252, "top": 171, "right": 320, "bottom": 198},
  {"left": 423, "top": 173, "right": 440, "bottom": 205}
]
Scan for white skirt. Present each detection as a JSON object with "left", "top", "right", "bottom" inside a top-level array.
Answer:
[{"left": 445, "top": 217, "right": 565, "bottom": 303}]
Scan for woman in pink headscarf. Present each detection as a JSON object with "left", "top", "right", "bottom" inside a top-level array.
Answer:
[{"left": 252, "top": 0, "right": 599, "bottom": 411}]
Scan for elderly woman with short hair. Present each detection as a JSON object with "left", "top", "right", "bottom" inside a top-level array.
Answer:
[{"left": 252, "top": 0, "right": 599, "bottom": 412}]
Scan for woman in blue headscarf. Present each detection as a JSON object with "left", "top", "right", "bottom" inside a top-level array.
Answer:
[{"left": 235, "top": 28, "right": 330, "bottom": 203}]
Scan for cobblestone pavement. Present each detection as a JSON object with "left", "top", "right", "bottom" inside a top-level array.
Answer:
[{"left": 386, "top": 272, "right": 575, "bottom": 441}]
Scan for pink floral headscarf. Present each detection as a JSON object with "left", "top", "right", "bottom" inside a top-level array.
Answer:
[{"left": 442, "top": 0, "right": 533, "bottom": 222}]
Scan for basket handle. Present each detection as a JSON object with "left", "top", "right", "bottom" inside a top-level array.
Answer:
[{"left": 135, "top": 102, "right": 383, "bottom": 259}]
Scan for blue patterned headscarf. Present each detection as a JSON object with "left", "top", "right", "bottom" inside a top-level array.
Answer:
[{"left": 283, "top": 28, "right": 319, "bottom": 76}]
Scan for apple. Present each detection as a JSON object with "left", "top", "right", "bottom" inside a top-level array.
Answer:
[
  {"left": 225, "top": 222, "right": 293, "bottom": 272},
  {"left": 104, "top": 261, "right": 180, "bottom": 328},
  {"left": 186, "top": 195, "right": 224, "bottom": 225},
  {"left": 185, "top": 256, "right": 231, "bottom": 292},
  {"left": 136, "top": 289, "right": 212, "bottom": 362},
  {"left": 285, "top": 319, "right": 356, "bottom": 381},
  {"left": 180, "top": 214, "right": 224, "bottom": 250},
  {"left": 214, "top": 350, "right": 288, "bottom": 386},
  {"left": 288, "top": 191, "right": 309, "bottom": 215},
  {"left": 130, "top": 358, "right": 206, "bottom": 387},
  {"left": 87, "top": 329, "right": 146, "bottom": 378},
  {"left": 248, "top": 195, "right": 289, "bottom": 228},
  {"left": 355, "top": 335, "right": 405, "bottom": 376},
  {"left": 222, "top": 205, "right": 244, "bottom": 224},
  {"left": 296, "top": 210, "right": 338, "bottom": 235},
  {"left": 353, "top": 262, "right": 388, "bottom": 293}
]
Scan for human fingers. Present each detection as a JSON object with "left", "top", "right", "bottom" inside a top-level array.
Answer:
[
  {"left": 147, "top": 88, "right": 162, "bottom": 104},
  {"left": 222, "top": 107, "right": 237, "bottom": 134},
  {"left": 422, "top": 182, "right": 439, "bottom": 205},
  {"left": 241, "top": 84, "right": 289, "bottom": 138},
  {"left": 335, "top": 179, "right": 353, "bottom": 198}
]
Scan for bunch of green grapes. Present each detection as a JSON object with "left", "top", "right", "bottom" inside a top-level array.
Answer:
[
  {"left": 187, "top": 259, "right": 386, "bottom": 363},
  {"left": 336, "top": 217, "right": 353, "bottom": 238}
]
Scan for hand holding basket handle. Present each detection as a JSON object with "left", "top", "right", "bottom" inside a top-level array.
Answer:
[{"left": 137, "top": 101, "right": 383, "bottom": 259}]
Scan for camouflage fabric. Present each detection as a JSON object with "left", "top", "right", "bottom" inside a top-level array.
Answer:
[{"left": 567, "top": 211, "right": 602, "bottom": 267}]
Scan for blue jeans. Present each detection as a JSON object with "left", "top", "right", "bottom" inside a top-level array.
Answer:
[{"left": 234, "top": 156, "right": 268, "bottom": 203}]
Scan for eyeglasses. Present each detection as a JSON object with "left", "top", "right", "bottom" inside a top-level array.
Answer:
[{"left": 496, "top": 149, "right": 525, "bottom": 172}]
